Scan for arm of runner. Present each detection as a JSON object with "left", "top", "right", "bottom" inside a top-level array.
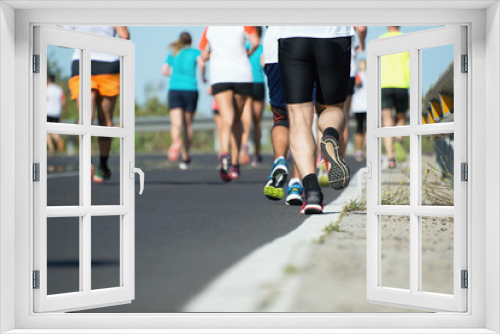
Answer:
[
  {"left": 354, "top": 26, "right": 367, "bottom": 52},
  {"left": 115, "top": 26, "right": 130, "bottom": 40},
  {"left": 197, "top": 56, "right": 207, "bottom": 83},
  {"left": 245, "top": 26, "right": 260, "bottom": 57},
  {"left": 60, "top": 91, "right": 66, "bottom": 108},
  {"left": 161, "top": 64, "right": 172, "bottom": 76},
  {"left": 260, "top": 54, "right": 265, "bottom": 67}
]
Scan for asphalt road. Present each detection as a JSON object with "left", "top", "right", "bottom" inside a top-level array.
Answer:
[{"left": 45, "top": 153, "right": 364, "bottom": 313}]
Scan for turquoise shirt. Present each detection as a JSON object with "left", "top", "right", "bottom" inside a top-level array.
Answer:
[
  {"left": 166, "top": 48, "right": 201, "bottom": 91},
  {"left": 246, "top": 43, "right": 264, "bottom": 83}
]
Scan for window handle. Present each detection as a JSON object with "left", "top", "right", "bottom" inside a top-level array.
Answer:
[
  {"left": 129, "top": 162, "right": 145, "bottom": 195},
  {"left": 357, "top": 162, "right": 371, "bottom": 196}
]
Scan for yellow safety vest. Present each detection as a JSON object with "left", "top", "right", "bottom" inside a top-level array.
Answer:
[{"left": 379, "top": 31, "right": 410, "bottom": 89}]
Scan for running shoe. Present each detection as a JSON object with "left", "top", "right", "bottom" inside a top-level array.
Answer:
[
  {"left": 219, "top": 154, "right": 232, "bottom": 182},
  {"left": 387, "top": 158, "right": 397, "bottom": 169},
  {"left": 179, "top": 157, "right": 191, "bottom": 170},
  {"left": 251, "top": 155, "right": 263, "bottom": 168},
  {"left": 318, "top": 160, "right": 329, "bottom": 187},
  {"left": 93, "top": 166, "right": 111, "bottom": 183},
  {"left": 239, "top": 144, "right": 250, "bottom": 165},
  {"left": 320, "top": 135, "right": 351, "bottom": 190},
  {"left": 263, "top": 158, "right": 288, "bottom": 200},
  {"left": 229, "top": 165, "right": 240, "bottom": 180},
  {"left": 355, "top": 150, "right": 364, "bottom": 162},
  {"left": 300, "top": 189, "right": 324, "bottom": 214},
  {"left": 286, "top": 183, "right": 303, "bottom": 206},
  {"left": 167, "top": 139, "right": 182, "bottom": 162}
]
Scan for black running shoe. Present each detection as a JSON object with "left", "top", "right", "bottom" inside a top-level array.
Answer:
[
  {"left": 300, "top": 189, "right": 324, "bottom": 214},
  {"left": 320, "top": 135, "right": 351, "bottom": 190}
]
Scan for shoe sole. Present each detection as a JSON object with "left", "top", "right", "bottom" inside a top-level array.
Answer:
[
  {"left": 286, "top": 193, "right": 303, "bottom": 206},
  {"left": 300, "top": 204, "right": 323, "bottom": 214},
  {"left": 321, "top": 137, "right": 350, "bottom": 190},
  {"left": 264, "top": 186, "right": 284, "bottom": 200}
]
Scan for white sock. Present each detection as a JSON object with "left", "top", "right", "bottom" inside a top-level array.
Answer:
[{"left": 289, "top": 178, "right": 302, "bottom": 187}]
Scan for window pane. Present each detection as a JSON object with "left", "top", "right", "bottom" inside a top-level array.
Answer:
[
  {"left": 380, "top": 215, "right": 410, "bottom": 290},
  {"left": 47, "top": 134, "right": 80, "bottom": 206},
  {"left": 90, "top": 53, "right": 121, "bottom": 127},
  {"left": 47, "top": 217, "right": 80, "bottom": 295},
  {"left": 381, "top": 136, "right": 410, "bottom": 205},
  {"left": 421, "top": 216, "right": 454, "bottom": 295},
  {"left": 421, "top": 134, "right": 454, "bottom": 206},
  {"left": 92, "top": 216, "right": 121, "bottom": 290},
  {"left": 47, "top": 45, "right": 81, "bottom": 124},
  {"left": 420, "top": 45, "right": 454, "bottom": 125},
  {"left": 91, "top": 136, "right": 121, "bottom": 205},
  {"left": 380, "top": 52, "right": 410, "bottom": 128}
]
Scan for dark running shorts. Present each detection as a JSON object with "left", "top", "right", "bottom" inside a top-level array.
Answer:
[
  {"left": 212, "top": 82, "right": 253, "bottom": 96},
  {"left": 354, "top": 112, "right": 367, "bottom": 134},
  {"left": 347, "top": 76, "right": 356, "bottom": 96},
  {"left": 381, "top": 88, "right": 409, "bottom": 113},
  {"left": 251, "top": 83, "right": 266, "bottom": 101},
  {"left": 278, "top": 37, "right": 352, "bottom": 105},
  {"left": 47, "top": 116, "right": 60, "bottom": 123},
  {"left": 264, "top": 63, "right": 286, "bottom": 109},
  {"left": 168, "top": 90, "right": 199, "bottom": 113}
]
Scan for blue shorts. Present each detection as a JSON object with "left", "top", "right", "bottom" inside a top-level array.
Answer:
[
  {"left": 168, "top": 90, "right": 198, "bottom": 113},
  {"left": 264, "top": 63, "right": 286, "bottom": 109}
]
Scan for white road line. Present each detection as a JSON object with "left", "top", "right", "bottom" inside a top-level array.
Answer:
[{"left": 183, "top": 170, "right": 364, "bottom": 312}]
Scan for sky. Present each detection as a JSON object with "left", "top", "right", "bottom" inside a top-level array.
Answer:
[{"left": 48, "top": 25, "right": 452, "bottom": 118}]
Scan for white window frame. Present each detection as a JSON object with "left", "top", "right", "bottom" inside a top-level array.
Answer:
[
  {"left": 33, "top": 25, "right": 136, "bottom": 313},
  {"left": 366, "top": 26, "right": 467, "bottom": 312},
  {"left": 0, "top": 1, "right": 498, "bottom": 333}
]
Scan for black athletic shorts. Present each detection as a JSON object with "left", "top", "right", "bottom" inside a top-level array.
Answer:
[
  {"left": 278, "top": 37, "right": 351, "bottom": 105},
  {"left": 212, "top": 82, "right": 253, "bottom": 96},
  {"left": 354, "top": 113, "right": 367, "bottom": 134},
  {"left": 168, "top": 90, "right": 198, "bottom": 113},
  {"left": 47, "top": 116, "right": 60, "bottom": 123},
  {"left": 251, "top": 83, "right": 266, "bottom": 101},
  {"left": 347, "top": 76, "right": 356, "bottom": 96},
  {"left": 381, "top": 88, "right": 409, "bottom": 113}
]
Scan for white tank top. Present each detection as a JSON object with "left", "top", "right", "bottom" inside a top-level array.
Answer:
[
  {"left": 278, "top": 26, "right": 355, "bottom": 39},
  {"left": 200, "top": 26, "right": 254, "bottom": 85},
  {"left": 263, "top": 26, "right": 281, "bottom": 64},
  {"left": 46, "top": 83, "right": 64, "bottom": 118},
  {"left": 351, "top": 71, "right": 367, "bottom": 113},
  {"left": 65, "top": 26, "right": 120, "bottom": 62}
]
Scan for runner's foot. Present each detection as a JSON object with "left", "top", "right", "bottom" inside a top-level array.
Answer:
[
  {"left": 93, "top": 166, "right": 111, "bottom": 183},
  {"left": 167, "top": 139, "right": 182, "bottom": 162},
  {"left": 179, "top": 157, "right": 191, "bottom": 170},
  {"left": 251, "top": 155, "right": 263, "bottom": 168},
  {"left": 239, "top": 144, "right": 250, "bottom": 165},
  {"left": 355, "top": 150, "right": 364, "bottom": 162},
  {"left": 219, "top": 154, "right": 232, "bottom": 182},
  {"left": 321, "top": 134, "right": 351, "bottom": 190},
  {"left": 388, "top": 158, "right": 397, "bottom": 169},
  {"left": 286, "top": 182, "right": 303, "bottom": 206},
  {"left": 263, "top": 157, "right": 288, "bottom": 200},
  {"left": 300, "top": 189, "right": 323, "bottom": 214},
  {"left": 229, "top": 165, "right": 240, "bottom": 180}
]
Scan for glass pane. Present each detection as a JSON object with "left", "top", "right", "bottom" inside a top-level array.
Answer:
[
  {"left": 92, "top": 216, "right": 121, "bottom": 290},
  {"left": 47, "top": 217, "right": 80, "bottom": 295},
  {"left": 47, "top": 45, "right": 81, "bottom": 124},
  {"left": 421, "top": 134, "right": 454, "bottom": 206},
  {"left": 47, "top": 134, "right": 80, "bottom": 206},
  {"left": 380, "top": 215, "right": 410, "bottom": 290},
  {"left": 91, "top": 136, "right": 121, "bottom": 205},
  {"left": 380, "top": 52, "right": 410, "bottom": 128},
  {"left": 90, "top": 52, "right": 121, "bottom": 127},
  {"left": 420, "top": 216, "right": 454, "bottom": 295},
  {"left": 420, "top": 45, "right": 454, "bottom": 125},
  {"left": 381, "top": 136, "right": 410, "bottom": 205}
]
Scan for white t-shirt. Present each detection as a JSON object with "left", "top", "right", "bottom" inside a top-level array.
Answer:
[
  {"left": 199, "top": 26, "right": 255, "bottom": 85},
  {"left": 46, "top": 83, "right": 64, "bottom": 118},
  {"left": 278, "top": 26, "right": 355, "bottom": 39},
  {"left": 64, "top": 26, "right": 120, "bottom": 62},
  {"left": 351, "top": 71, "right": 367, "bottom": 113},
  {"left": 263, "top": 26, "right": 281, "bottom": 64}
]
